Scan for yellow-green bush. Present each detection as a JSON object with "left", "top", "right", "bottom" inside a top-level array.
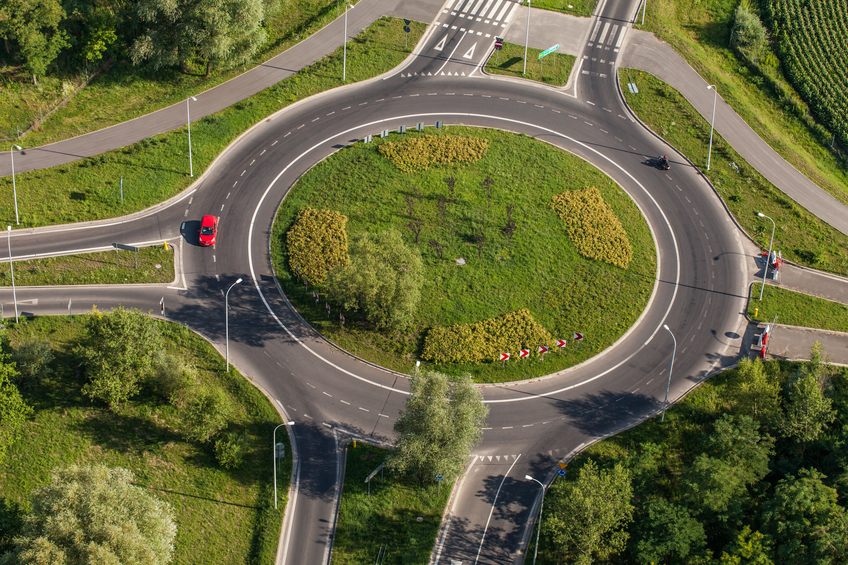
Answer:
[
  {"left": 421, "top": 309, "right": 553, "bottom": 364},
  {"left": 378, "top": 135, "right": 489, "bottom": 172},
  {"left": 551, "top": 186, "right": 633, "bottom": 268},
  {"left": 286, "top": 207, "right": 349, "bottom": 284}
]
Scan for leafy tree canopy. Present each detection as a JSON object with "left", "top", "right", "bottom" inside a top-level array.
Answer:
[
  {"left": 632, "top": 497, "right": 707, "bottom": 564},
  {"left": 0, "top": 359, "right": 32, "bottom": 466}
]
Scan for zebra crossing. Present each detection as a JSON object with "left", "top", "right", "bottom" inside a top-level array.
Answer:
[
  {"left": 441, "top": 0, "right": 521, "bottom": 29},
  {"left": 587, "top": 19, "right": 626, "bottom": 53}
]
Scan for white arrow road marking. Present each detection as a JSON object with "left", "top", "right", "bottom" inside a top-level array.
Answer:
[
  {"left": 434, "top": 34, "right": 447, "bottom": 51},
  {"left": 463, "top": 42, "right": 477, "bottom": 59}
]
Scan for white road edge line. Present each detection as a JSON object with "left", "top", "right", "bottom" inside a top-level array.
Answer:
[{"left": 474, "top": 454, "right": 521, "bottom": 564}]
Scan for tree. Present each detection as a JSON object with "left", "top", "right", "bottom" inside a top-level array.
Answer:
[
  {"left": 10, "top": 339, "right": 53, "bottom": 391},
  {"left": 632, "top": 498, "right": 707, "bottom": 564},
  {"left": 327, "top": 230, "right": 424, "bottom": 331},
  {"left": 388, "top": 369, "right": 488, "bottom": 483},
  {"left": 181, "top": 388, "right": 231, "bottom": 443},
  {"left": 77, "top": 307, "right": 164, "bottom": 410},
  {"left": 780, "top": 359, "right": 836, "bottom": 450},
  {"left": 760, "top": 468, "right": 848, "bottom": 564},
  {"left": 732, "top": 1, "right": 768, "bottom": 63},
  {"left": 732, "top": 358, "right": 781, "bottom": 427},
  {"left": 0, "top": 0, "right": 69, "bottom": 84},
  {"left": 0, "top": 361, "right": 32, "bottom": 466},
  {"left": 543, "top": 459, "right": 634, "bottom": 565},
  {"left": 720, "top": 526, "right": 774, "bottom": 565},
  {"left": 2, "top": 465, "right": 176, "bottom": 565}
]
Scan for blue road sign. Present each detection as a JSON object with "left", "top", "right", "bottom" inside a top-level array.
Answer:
[
  {"left": 538, "top": 44, "right": 560, "bottom": 59},
  {"left": 557, "top": 468, "right": 567, "bottom": 476},
  {"left": 403, "top": 26, "right": 411, "bottom": 33},
  {"left": 435, "top": 474, "right": 444, "bottom": 481}
]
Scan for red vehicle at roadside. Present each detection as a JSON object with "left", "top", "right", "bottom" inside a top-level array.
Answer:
[{"left": 199, "top": 215, "right": 218, "bottom": 246}]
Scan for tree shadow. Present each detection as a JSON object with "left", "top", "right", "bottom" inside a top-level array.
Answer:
[{"left": 553, "top": 390, "right": 665, "bottom": 437}]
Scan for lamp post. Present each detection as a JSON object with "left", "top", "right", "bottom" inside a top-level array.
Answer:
[
  {"left": 225, "top": 277, "right": 243, "bottom": 371},
  {"left": 707, "top": 85, "right": 717, "bottom": 171},
  {"left": 523, "top": 0, "right": 531, "bottom": 75},
  {"left": 757, "top": 212, "right": 775, "bottom": 301},
  {"left": 641, "top": 0, "right": 646, "bottom": 25},
  {"left": 274, "top": 421, "right": 295, "bottom": 509},
  {"left": 186, "top": 96, "right": 197, "bottom": 177},
  {"left": 343, "top": 3, "right": 353, "bottom": 81},
  {"left": 7, "top": 226, "right": 17, "bottom": 323},
  {"left": 10, "top": 145, "right": 22, "bottom": 225},
  {"left": 661, "top": 324, "right": 676, "bottom": 422},
  {"left": 525, "top": 474, "right": 545, "bottom": 565}
]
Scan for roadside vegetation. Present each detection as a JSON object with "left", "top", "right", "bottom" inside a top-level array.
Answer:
[
  {"left": 271, "top": 127, "right": 656, "bottom": 383},
  {"left": 0, "top": 0, "right": 365, "bottom": 146},
  {"left": 529, "top": 347, "right": 848, "bottom": 563},
  {"left": 0, "top": 18, "right": 426, "bottom": 229},
  {"left": 526, "top": 0, "right": 599, "bottom": 19},
  {"left": 636, "top": 0, "right": 848, "bottom": 210},
  {"left": 749, "top": 283, "right": 848, "bottom": 333},
  {"left": 0, "top": 311, "right": 289, "bottom": 564},
  {"left": 484, "top": 41, "right": 576, "bottom": 86},
  {"left": 0, "top": 245, "right": 174, "bottom": 286},
  {"left": 620, "top": 69, "right": 848, "bottom": 276}
]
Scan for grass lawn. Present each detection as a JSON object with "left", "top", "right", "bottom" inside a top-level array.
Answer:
[
  {"left": 271, "top": 127, "right": 656, "bottom": 383},
  {"left": 749, "top": 283, "right": 848, "bottom": 333},
  {"left": 0, "top": 245, "right": 174, "bottom": 286},
  {"left": 526, "top": 0, "right": 599, "bottom": 18},
  {"left": 485, "top": 42, "right": 576, "bottom": 86},
  {"left": 0, "top": 316, "right": 290, "bottom": 565},
  {"left": 332, "top": 444, "right": 450, "bottom": 565},
  {"left": 2, "top": 0, "right": 365, "bottom": 147},
  {"left": 635, "top": 0, "right": 848, "bottom": 208},
  {"left": 620, "top": 69, "right": 848, "bottom": 277},
  {"left": 0, "top": 17, "right": 426, "bottom": 229}
]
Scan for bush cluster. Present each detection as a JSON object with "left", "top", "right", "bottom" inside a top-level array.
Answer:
[
  {"left": 421, "top": 309, "right": 552, "bottom": 364},
  {"left": 551, "top": 186, "right": 633, "bottom": 269},
  {"left": 378, "top": 135, "right": 489, "bottom": 172},
  {"left": 286, "top": 207, "right": 349, "bottom": 284}
]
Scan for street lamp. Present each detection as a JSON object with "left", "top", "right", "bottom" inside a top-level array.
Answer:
[
  {"left": 641, "top": 0, "right": 647, "bottom": 25},
  {"left": 274, "top": 421, "right": 295, "bottom": 509},
  {"left": 186, "top": 96, "right": 198, "bottom": 177},
  {"left": 661, "top": 324, "right": 676, "bottom": 422},
  {"left": 525, "top": 474, "right": 545, "bottom": 565},
  {"left": 707, "top": 85, "right": 717, "bottom": 171},
  {"left": 9, "top": 145, "right": 22, "bottom": 225},
  {"left": 343, "top": 3, "right": 354, "bottom": 81},
  {"left": 7, "top": 226, "right": 17, "bottom": 323},
  {"left": 523, "top": 0, "right": 531, "bottom": 75},
  {"left": 225, "top": 277, "right": 243, "bottom": 371},
  {"left": 757, "top": 212, "right": 775, "bottom": 301}
]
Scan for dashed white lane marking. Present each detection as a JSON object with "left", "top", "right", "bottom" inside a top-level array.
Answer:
[
  {"left": 629, "top": 145, "right": 637, "bottom": 150},
  {"left": 502, "top": 426, "right": 513, "bottom": 429},
  {"left": 447, "top": 92, "right": 456, "bottom": 95},
  {"left": 189, "top": 196, "right": 193, "bottom": 204},
  {"left": 569, "top": 115, "right": 577, "bottom": 119},
  {"left": 343, "top": 106, "right": 351, "bottom": 110},
  {"left": 304, "top": 414, "right": 312, "bottom": 419},
  {"left": 250, "top": 159, "right": 255, "bottom": 165},
  {"left": 272, "top": 140, "right": 279, "bottom": 145},
  {"left": 600, "top": 128, "right": 608, "bottom": 133},
  {"left": 379, "top": 414, "right": 389, "bottom": 418},
  {"left": 517, "top": 100, "right": 526, "bottom": 104},
  {"left": 500, "top": 97, "right": 509, "bottom": 100},
  {"left": 552, "top": 109, "right": 560, "bottom": 113},
  {"left": 603, "top": 108, "right": 612, "bottom": 112},
  {"left": 376, "top": 98, "right": 385, "bottom": 102},
  {"left": 584, "top": 121, "right": 593, "bottom": 126},
  {"left": 184, "top": 210, "right": 188, "bottom": 217},
  {"left": 615, "top": 136, "right": 622, "bottom": 141},
  {"left": 534, "top": 104, "right": 543, "bottom": 108},
  {"left": 311, "top": 117, "right": 319, "bottom": 122},
  {"left": 327, "top": 111, "right": 335, "bottom": 116},
  {"left": 260, "top": 149, "right": 266, "bottom": 155},
  {"left": 323, "top": 422, "right": 332, "bottom": 428},
  {"left": 233, "top": 181, "right": 238, "bottom": 188},
  {"left": 464, "top": 93, "right": 473, "bottom": 96},
  {"left": 307, "top": 383, "right": 316, "bottom": 389},
  {"left": 482, "top": 94, "right": 491, "bottom": 97},
  {"left": 297, "top": 124, "right": 305, "bottom": 129},
  {"left": 631, "top": 387, "right": 640, "bottom": 393},
  {"left": 283, "top": 132, "right": 290, "bottom": 137},
  {"left": 646, "top": 379, "right": 654, "bottom": 385},
  {"left": 619, "top": 114, "right": 627, "bottom": 119},
  {"left": 359, "top": 102, "right": 367, "bottom": 105},
  {"left": 586, "top": 101, "right": 595, "bottom": 105},
  {"left": 226, "top": 192, "right": 230, "bottom": 199},
  {"left": 522, "top": 424, "right": 533, "bottom": 427},
  {"left": 213, "top": 255, "right": 216, "bottom": 262},
  {"left": 220, "top": 204, "right": 224, "bottom": 211},
  {"left": 393, "top": 96, "right": 402, "bottom": 99},
  {"left": 410, "top": 93, "right": 419, "bottom": 97},
  {"left": 323, "top": 391, "right": 332, "bottom": 397},
  {"left": 665, "top": 174, "right": 672, "bottom": 180},
  {"left": 341, "top": 400, "right": 350, "bottom": 405},
  {"left": 359, "top": 407, "right": 369, "bottom": 412},
  {"left": 241, "top": 170, "right": 246, "bottom": 176}
]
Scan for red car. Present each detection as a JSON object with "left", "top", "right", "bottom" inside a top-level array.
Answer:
[{"left": 199, "top": 215, "right": 218, "bottom": 246}]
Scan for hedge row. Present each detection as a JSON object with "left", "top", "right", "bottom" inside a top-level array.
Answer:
[
  {"left": 551, "top": 186, "right": 633, "bottom": 269},
  {"left": 421, "top": 309, "right": 552, "bottom": 364},
  {"left": 286, "top": 207, "right": 349, "bottom": 284},
  {"left": 378, "top": 135, "right": 489, "bottom": 172}
]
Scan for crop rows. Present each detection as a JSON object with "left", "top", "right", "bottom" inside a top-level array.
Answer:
[{"left": 767, "top": 0, "right": 848, "bottom": 145}]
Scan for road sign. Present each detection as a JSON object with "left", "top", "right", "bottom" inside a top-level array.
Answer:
[
  {"left": 398, "top": 125, "right": 407, "bottom": 134},
  {"left": 538, "top": 44, "right": 560, "bottom": 59},
  {"left": 275, "top": 443, "right": 286, "bottom": 459},
  {"left": 537, "top": 345, "right": 549, "bottom": 354},
  {"left": 556, "top": 339, "right": 567, "bottom": 348},
  {"left": 435, "top": 120, "right": 444, "bottom": 129},
  {"left": 557, "top": 468, "right": 567, "bottom": 476},
  {"left": 403, "top": 25, "right": 411, "bottom": 33},
  {"left": 313, "top": 290, "right": 319, "bottom": 302},
  {"left": 573, "top": 332, "right": 584, "bottom": 341},
  {"left": 404, "top": 19, "right": 411, "bottom": 25},
  {"left": 363, "top": 134, "right": 372, "bottom": 143},
  {"left": 558, "top": 462, "right": 567, "bottom": 470},
  {"left": 112, "top": 242, "right": 139, "bottom": 252},
  {"left": 494, "top": 38, "right": 503, "bottom": 50},
  {"left": 499, "top": 353, "right": 510, "bottom": 361},
  {"left": 519, "top": 349, "right": 529, "bottom": 358},
  {"left": 435, "top": 474, "right": 443, "bottom": 481}
]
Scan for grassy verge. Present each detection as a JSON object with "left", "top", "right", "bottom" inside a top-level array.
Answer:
[
  {"left": 0, "top": 245, "right": 174, "bottom": 286},
  {"left": 0, "top": 17, "right": 426, "bottom": 229},
  {"left": 636, "top": 0, "right": 848, "bottom": 207},
  {"left": 525, "top": 0, "right": 599, "bottom": 18},
  {"left": 620, "top": 69, "right": 848, "bottom": 276},
  {"left": 271, "top": 126, "right": 656, "bottom": 383},
  {"left": 0, "top": 315, "right": 290, "bottom": 564},
  {"left": 749, "top": 283, "right": 848, "bottom": 332},
  {"left": 332, "top": 444, "right": 450, "bottom": 565},
  {"left": 2, "top": 0, "right": 364, "bottom": 147},
  {"left": 485, "top": 42, "right": 576, "bottom": 86}
]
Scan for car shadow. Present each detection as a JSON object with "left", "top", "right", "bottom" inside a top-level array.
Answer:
[{"left": 180, "top": 220, "right": 201, "bottom": 247}]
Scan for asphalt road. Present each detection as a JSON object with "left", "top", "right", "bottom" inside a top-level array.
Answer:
[{"left": 0, "top": 0, "right": 794, "bottom": 563}]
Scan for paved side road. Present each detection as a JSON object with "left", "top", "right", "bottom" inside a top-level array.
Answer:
[{"left": 619, "top": 31, "right": 848, "bottom": 238}]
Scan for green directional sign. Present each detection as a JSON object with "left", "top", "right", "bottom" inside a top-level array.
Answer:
[{"left": 538, "top": 44, "right": 560, "bottom": 59}]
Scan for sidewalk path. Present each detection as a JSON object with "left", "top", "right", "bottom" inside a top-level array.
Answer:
[
  {"left": 745, "top": 323, "right": 848, "bottom": 365},
  {"left": 0, "top": 0, "right": 443, "bottom": 177},
  {"left": 619, "top": 31, "right": 848, "bottom": 238}
]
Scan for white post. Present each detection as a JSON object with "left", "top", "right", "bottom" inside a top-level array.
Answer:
[
  {"left": 523, "top": 0, "right": 531, "bottom": 75},
  {"left": 343, "top": 3, "right": 351, "bottom": 81},
  {"left": 707, "top": 85, "right": 717, "bottom": 171},
  {"left": 7, "top": 226, "right": 17, "bottom": 323},
  {"left": 757, "top": 213, "right": 775, "bottom": 301},
  {"left": 187, "top": 96, "right": 197, "bottom": 177},
  {"left": 225, "top": 277, "right": 243, "bottom": 372},
  {"left": 525, "top": 475, "right": 545, "bottom": 565},
  {"left": 10, "top": 145, "right": 22, "bottom": 225},
  {"left": 661, "top": 324, "right": 675, "bottom": 422},
  {"left": 274, "top": 421, "right": 295, "bottom": 509},
  {"left": 641, "top": 0, "right": 646, "bottom": 25}
]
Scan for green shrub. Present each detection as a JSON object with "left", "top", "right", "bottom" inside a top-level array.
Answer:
[
  {"left": 421, "top": 309, "right": 553, "bottom": 364},
  {"left": 378, "top": 135, "right": 489, "bottom": 172},
  {"left": 10, "top": 340, "right": 53, "bottom": 390},
  {"left": 181, "top": 388, "right": 232, "bottom": 444},
  {"left": 551, "top": 186, "right": 633, "bottom": 268},
  {"left": 148, "top": 350, "right": 197, "bottom": 405},
  {"left": 214, "top": 431, "right": 246, "bottom": 470},
  {"left": 286, "top": 207, "right": 349, "bottom": 284}
]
